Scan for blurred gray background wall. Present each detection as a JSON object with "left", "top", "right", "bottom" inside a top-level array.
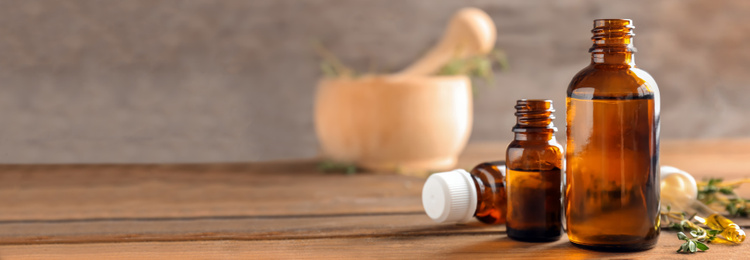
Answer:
[{"left": 1, "top": 0, "right": 749, "bottom": 163}]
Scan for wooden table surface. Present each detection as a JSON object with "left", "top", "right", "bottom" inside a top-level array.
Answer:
[{"left": 0, "top": 139, "right": 749, "bottom": 259}]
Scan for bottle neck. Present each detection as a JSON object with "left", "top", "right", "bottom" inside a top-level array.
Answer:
[
  {"left": 589, "top": 19, "right": 636, "bottom": 67},
  {"left": 514, "top": 132, "right": 555, "bottom": 142},
  {"left": 590, "top": 52, "right": 634, "bottom": 66},
  {"left": 512, "top": 99, "right": 556, "bottom": 142}
]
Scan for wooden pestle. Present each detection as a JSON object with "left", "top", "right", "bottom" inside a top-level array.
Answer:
[{"left": 397, "top": 7, "right": 497, "bottom": 76}]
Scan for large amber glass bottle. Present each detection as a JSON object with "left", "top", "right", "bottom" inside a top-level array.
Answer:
[
  {"left": 565, "top": 19, "right": 660, "bottom": 251},
  {"left": 506, "top": 99, "right": 563, "bottom": 242}
]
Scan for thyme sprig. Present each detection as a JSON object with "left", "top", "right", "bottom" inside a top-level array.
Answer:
[
  {"left": 314, "top": 41, "right": 355, "bottom": 78},
  {"left": 662, "top": 204, "right": 750, "bottom": 254},
  {"left": 698, "top": 178, "right": 750, "bottom": 217},
  {"left": 436, "top": 49, "right": 509, "bottom": 81},
  {"left": 314, "top": 42, "right": 507, "bottom": 81},
  {"left": 662, "top": 206, "right": 714, "bottom": 254},
  {"left": 318, "top": 160, "right": 358, "bottom": 175},
  {"left": 677, "top": 231, "right": 710, "bottom": 253}
]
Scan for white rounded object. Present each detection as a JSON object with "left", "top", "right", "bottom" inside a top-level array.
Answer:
[
  {"left": 660, "top": 165, "right": 699, "bottom": 207},
  {"left": 422, "top": 169, "right": 478, "bottom": 223}
]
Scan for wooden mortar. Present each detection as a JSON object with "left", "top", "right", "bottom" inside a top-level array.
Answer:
[{"left": 314, "top": 75, "right": 472, "bottom": 177}]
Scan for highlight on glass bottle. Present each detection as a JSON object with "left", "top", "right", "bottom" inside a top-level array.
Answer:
[
  {"left": 422, "top": 161, "right": 507, "bottom": 224},
  {"left": 505, "top": 99, "right": 563, "bottom": 242},
  {"left": 565, "top": 19, "right": 661, "bottom": 251}
]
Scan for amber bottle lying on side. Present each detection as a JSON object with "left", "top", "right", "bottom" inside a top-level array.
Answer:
[{"left": 422, "top": 161, "right": 507, "bottom": 224}]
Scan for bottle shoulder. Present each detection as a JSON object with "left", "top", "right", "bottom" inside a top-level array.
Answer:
[
  {"left": 507, "top": 140, "right": 563, "bottom": 154},
  {"left": 470, "top": 162, "right": 506, "bottom": 190},
  {"left": 567, "top": 64, "right": 659, "bottom": 99},
  {"left": 506, "top": 140, "right": 564, "bottom": 171},
  {"left": 471, "top": 162, "right": 506, "bottom": 181}
]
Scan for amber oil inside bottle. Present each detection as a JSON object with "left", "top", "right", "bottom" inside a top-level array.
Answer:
[
  {"left": 565, "top": 19, "right": 660, "bottom": 251},
  {"left": 470, "top": 161, "right": 507, "bottom": 224},
  {"left": 506, "top": 99, "right": 563, "bottom": 242}
]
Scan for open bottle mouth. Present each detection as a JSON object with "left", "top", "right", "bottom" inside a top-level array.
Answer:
[
  {"left": 593, "top": 19, "right": 634, "bottom": 31},
  {"left": 513, "top": 99, "right": 557, "bottom": 133},
  {"left": 590, "top": 19, "right": 636, "bottom": 53}
]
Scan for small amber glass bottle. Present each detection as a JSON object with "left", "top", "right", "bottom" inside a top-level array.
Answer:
[
  {"left": 505, "top": 99, "right": 563, "bottom": 242},
  {"left": 565, "top": 19, "right": 660, "bottom": 251},
  {"left": 422, "top": 161, "right": 507, "bottom": 224}
]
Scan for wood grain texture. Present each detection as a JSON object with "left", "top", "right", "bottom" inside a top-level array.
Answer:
[
  {"left": 0, "top": 233, "right": 747, "bottom": 260},
  {"left": 0, "top": 162, "right": 424, "bottom": 221},
  {"left": 0, "top": 139, "right": 749, "bottom": 258},
  {"left": 0, "top": 213, "right": 507, "bottom": 245}
]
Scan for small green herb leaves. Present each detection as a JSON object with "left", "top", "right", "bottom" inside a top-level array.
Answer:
[
  {"left": 318, "top": 160, "right": 358, "bottom": 175},
  {"left": 438, "top": 50, "right": 508, "bottom": 76},
  {"left": 314, "top": 42, "right": 508, "bottom": 81},
  {"left": 697, "top": 178, "right": 750, "bottom": 217},
  {"left": 313, "top": 41, "right": 355, "bottom": 78},
  {"left": 676, "top": 232, "right": 709, "bottom": 254},
  {"left": 695, "top": 241, "right": 709, "bottom": 251}
]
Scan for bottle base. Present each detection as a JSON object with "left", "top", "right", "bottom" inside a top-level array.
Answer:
[
  {"left": 570, "top": 237, "right": 657, "bottom": 252},
  {"left": 509, "top": 235, "right": 561, "bottom": 243},
  {"left": 507, "top": 228, "right": 562, "bottom": 242}
]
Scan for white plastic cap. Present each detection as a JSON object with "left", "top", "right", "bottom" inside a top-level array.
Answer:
[{"left": 422, "top": 169, "right": 478, "bottom": 223}]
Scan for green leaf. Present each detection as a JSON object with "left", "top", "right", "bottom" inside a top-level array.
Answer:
[
  {"left": 688, "top": 240, "right": 697, "bottom": 253},
  {"left": 707, "top": 229, "right": 721, "bottom": 235},
  {"left": 318, "top": 160, "right": 358, "bottom": 175},
  {"left": 695, "top": 241, "right": 709, "bottom": 251},
  {"left": 719, "top": 187, "right": 734, "bottom": 195},
  {"left": 345, "top": 165, "right": 357, "bottom": 175},
  {"left": 669, "top": 223, "right": 683, "bottom": 232},
  {"left": 437, "top": 49, "right": 507, "bottom": 85},
  {"left": 727, "top": 203, "right": 738, "bottom": 216},
  {"left": 678, "top": 242, "right": 687, "bottom": 253},
  {"left": 491, "top": 50, "right": 510, "bottom": 71},
  {"left": 677, "top": 232, "right": 688, "bottom": 240},
  {"left": 740, "top": 204, "right": 749, "bottom": 217}
]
